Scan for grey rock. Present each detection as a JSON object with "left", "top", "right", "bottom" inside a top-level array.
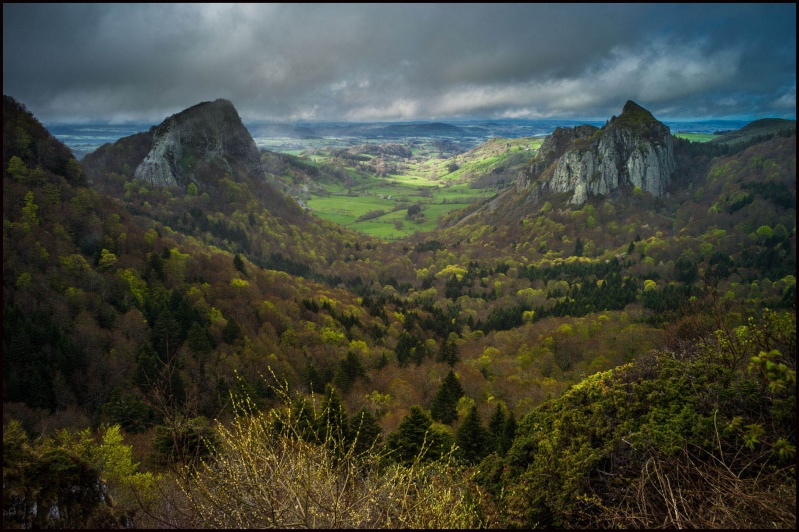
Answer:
[
  {"left": 134, "top": 99, "right": 263, "bottom": 190},
  {"left": 520, "top": 101, "right": 676, "bottom": 205}
]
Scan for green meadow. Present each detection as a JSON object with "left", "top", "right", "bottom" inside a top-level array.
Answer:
[
  {"left": 674, "top": 132, "right": 717, "bottom": 142},
  {"left": 306, "top": 173, "right": 493, "bottom": 239},
  {"left": 294, "top": 138, "right": 533, "bottom": 239}
]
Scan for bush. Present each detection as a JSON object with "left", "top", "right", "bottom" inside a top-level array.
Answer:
[
  {"left": 486, "top": 309, "right": 796, "bottom": 528},
  {"left": 169, "top": 378, "right": 489, "bottom": 528}
]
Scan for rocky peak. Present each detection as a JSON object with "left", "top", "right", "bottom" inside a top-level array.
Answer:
[
  {"left": 134, "top": 99, "right": 263, "bottom": 190},
  {"left": 521, "top": 101, "right": 675, "bottom": 205}
]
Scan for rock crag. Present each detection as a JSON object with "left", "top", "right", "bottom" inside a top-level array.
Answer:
[
  {"left": 134, "top": 99, "right": 263, "bottom": 190},
  {"left": 521, "top": 101, "right": 676, "bottom": 204}
]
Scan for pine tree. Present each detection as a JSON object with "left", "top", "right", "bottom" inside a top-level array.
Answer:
[
  {"left": 455, "top": 405, "right": 491, "bottom": 464},
  {"left": 303, "top": 361, "right": 327, "bottom": 394},
  {"left": 233, "top": 253, "right": 245, "bottom": 273},
  {"left": 333, "top": 351, "right": 366, "bottom": 393},
  {"left": 574, "top": 237, "right": 584, "bottom": 257},
  {"left": 318, "top": 385, "right": 349, "bottom": 445},
  {"left": 151, "top": 308, "right": 183, "bottom": 360},
  {"left": 349, "top": 408, "right": 382, "bottom": 455},
  {"left": 395, "top": 331, "right": 415, "bottom": 367},
  {"left": 437, "top": 339, "right": 460, "bottom": 366},
  {"left": 386, "top": 406, "right": 432, "bottom": 465},
  {"left": 385, "top": 406, "right": 453, "bottom": 465},
  {"left": 187, "top": 321, "right": 212, "bottom": 354},
  {"left": 430, "top": 370, "right": 465, "bottom": 424},
  {"left": 222, "top": 316, "right": 243, "bottom": 345},
  {"left": 488, "top": 403, "right": 507, "bottom": 454},
  {"left": 501, "top": 411, "right": 517, "bottom": 456}
]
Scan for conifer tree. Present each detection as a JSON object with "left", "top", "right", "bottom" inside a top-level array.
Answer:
[
  {"left": 333, "top": 351, "right": 366, "bottom": 393},
  {"left": 233, "top": 253, "right": 245, "bottom": 273},
  {"left": 222, "top": 316, "right": 243, "bottom": 345},
  {"left": 430, "top": 370, "right": 465, "bottom": 424},
  {"left": 488, "top": 403, "right": 507, "bottom": 454},
  {"left": 151, "top": 308, "right": 183, "bottom": 360},
  {"left": 349, "top": 407, "right": 382, "bottom": 456},
  {"left": 318, "top": 385, "right": 349, "bottom": 444},
  {"left": 303, "top": 361, "right": 327, "bottom": 394},
  {"left": 501, "top": 410, "right": 517, "bottom": 456},
  {"left": 187, "top": 321, "right": 212, "bottom": 353},
  {"left": 574, "top": 237, "right": 584, "bottom": 257},
  {"left": 455, "top": 405, "right": 491, "bottom": 464},
  {"left": 395, "top": 331, "right": 415, "bottom": 367},
  {"left": 385, "top": 406, "right": 452, "bottom": 465},
  {"left": 437, "top": 339, "right": 460, "bottom": 366}
]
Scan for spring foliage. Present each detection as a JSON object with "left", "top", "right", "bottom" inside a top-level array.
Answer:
[{"left": 172, "top": 382, "right": 486, "bottom": 528}]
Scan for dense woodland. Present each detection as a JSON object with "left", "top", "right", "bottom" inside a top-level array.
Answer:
[{"left": 3, "top": 94, "right": 795, "bottom": 528}]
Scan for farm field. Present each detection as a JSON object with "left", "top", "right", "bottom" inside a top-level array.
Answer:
[{"left": 294, "top": 137, "right": 543, "bottom": 238}]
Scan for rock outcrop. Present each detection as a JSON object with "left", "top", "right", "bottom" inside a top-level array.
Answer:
[
  {"left": 521, "top": 101, "right": 676, "bottom": 204},
  {"left": 134, "top": 99, "right": 263, "bottom": 190}
]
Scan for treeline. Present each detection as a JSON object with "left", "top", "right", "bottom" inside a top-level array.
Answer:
[{"left": 675, "top": 128, "right": 796, "bottom": 158}]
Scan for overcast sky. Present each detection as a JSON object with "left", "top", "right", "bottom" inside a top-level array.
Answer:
[{"left": 3, "top": 3, "right": 796, "bottom": 124}]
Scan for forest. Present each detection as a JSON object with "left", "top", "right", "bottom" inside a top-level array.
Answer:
[{"left": 3, "top": 94, "right": 795, "bottom": 528}]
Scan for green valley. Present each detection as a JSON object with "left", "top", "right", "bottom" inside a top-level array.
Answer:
[{"left": 3, "top": 95, "right": 795, "bottom": 529}]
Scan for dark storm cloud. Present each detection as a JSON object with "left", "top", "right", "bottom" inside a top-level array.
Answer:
[{"left": 3, "top": 3, "right": 795, "bottom": 123}]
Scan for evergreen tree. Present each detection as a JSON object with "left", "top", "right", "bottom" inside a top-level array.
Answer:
[
  {"left": 395, "top": 331, "right": 416, "bottom": 367},
  {"left": 333, "top": 351, "right": 366, "bottom": 393},
  {"left": 233, "top": 253, "right": 245, "bottom": 273},
  {"left": 303, "top": 360, "right": 327, "bottom": 394},
  {"left": 675, "top": 256, "right": 698, "bottom": 284},
  {"left": 187, "top": 321, "right": 212, "bottom": 354},
  {"left": 222, "top": 316, "right": 243, "bottom": 345},
  {"left": 501, "top": 411, "right": 517, "bottom": 456},
  {"left": 317, "top": 385, "right": 349, "bottom": 445},
  {"left": 134, "top": 343, "right": 161, "bottom": 391},
  {"left": 455, "top": 405, "right": 491, "bottom": 464},
  {"left": 151, "top": 308, "right": 183, "bottom": 361},
  {"left": 376, "top": 351, "right": 389, "bottom": 369},
  {"left": 430, "top": 370, "right": 465, "bottom": 424},
  {"left": 437, "top": 339, "right": 460, "bottom": 366},
  {"left": 488, "top": 403, "right": 507, "bottom": 454},
  {"left": 574, "top": 237, "right": 584, "bottom": 257},
  {"left": 349, "top": 408, "right": 382, "bottom": 456},
  {"left": 385, "top": 406, "right": 452, "bottom": 465}
]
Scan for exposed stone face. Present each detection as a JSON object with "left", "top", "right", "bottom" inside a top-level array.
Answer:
[
  {"left": 134, "top": 99, "right": 263, "bottom": 189},
  {"left": 521, "top": 101, "right": 676, "bottom": 205}
]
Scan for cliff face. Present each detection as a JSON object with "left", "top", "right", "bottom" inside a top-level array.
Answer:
[
  {"left": 522, "top": 101, "right": 676, "bottom": 205},
  {"left": 134, "top": 99, "right": 263, "bottom": 190}
]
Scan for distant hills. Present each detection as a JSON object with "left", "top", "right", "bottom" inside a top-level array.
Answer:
[{"left": 710, "top": 117, "right": 796, "bottom": 146}]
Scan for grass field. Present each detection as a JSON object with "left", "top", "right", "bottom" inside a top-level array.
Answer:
[
  {"left": 279, "top": 137, "right": 539, "bottom": 239},
  {"left": 674, "top": 132, "right": 717, "bottom": 142}
]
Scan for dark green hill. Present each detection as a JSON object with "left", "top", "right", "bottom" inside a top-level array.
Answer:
[
  {"left": 3, "top": 95, "right": 81, "bottom": 183},
  {"left": 710, "top": 117, "right": 796, "bottom": 146},
  {"left": 81, "top": 129, "right": 155, "bottom": 184}
]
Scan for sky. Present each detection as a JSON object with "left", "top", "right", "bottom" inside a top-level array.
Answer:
[{"left": 3, "top": 3, "right": 796, "bottom": 124}]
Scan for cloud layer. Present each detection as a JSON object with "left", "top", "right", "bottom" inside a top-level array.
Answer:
[{"left": 3, "top": 4, "right": 795, "bottom": 123}]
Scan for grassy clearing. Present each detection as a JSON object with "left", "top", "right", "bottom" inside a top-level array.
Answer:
[{"left": 674, "top": 132, "right": 717, "bottom": 142}]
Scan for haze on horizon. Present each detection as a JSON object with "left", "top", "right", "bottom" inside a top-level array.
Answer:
[{"left": 3, "top": 3, "right": 796, "bottom": 125}]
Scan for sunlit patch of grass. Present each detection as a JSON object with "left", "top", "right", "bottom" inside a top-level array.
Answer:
[{"left": 674, "top": 133, "right": 717, "bottom": 142}]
